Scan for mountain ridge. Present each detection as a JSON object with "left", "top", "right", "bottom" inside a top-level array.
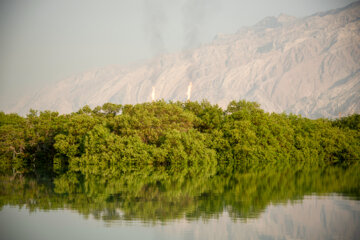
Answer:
[{"left": 7, "top": 2, "right": 360, "bottom": 118}]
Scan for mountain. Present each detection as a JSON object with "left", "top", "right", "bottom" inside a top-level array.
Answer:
[{"left": 9, "top": 2, "right": 360, "bottom": 118}]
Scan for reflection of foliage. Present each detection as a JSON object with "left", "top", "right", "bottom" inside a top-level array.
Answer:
[{"left": 1, "top": 165, "right": 359, "bottom": 223}]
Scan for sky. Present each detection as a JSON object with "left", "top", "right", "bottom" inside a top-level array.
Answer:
[{"left": 0, "top": 0, "right": 357, "bottom": 110}]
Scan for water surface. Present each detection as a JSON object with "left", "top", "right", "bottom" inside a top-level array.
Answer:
[{"left": 1, "top": 166, "right": 359, "bottom": 239}]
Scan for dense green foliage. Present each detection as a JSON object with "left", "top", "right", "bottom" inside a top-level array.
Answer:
[{"left": 0, "top": 100, "right": 359, "bottom": 178}]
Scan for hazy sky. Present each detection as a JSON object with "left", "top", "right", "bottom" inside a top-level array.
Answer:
[{"left": 0, "top": 0, "right": 357, "bottom": 109}]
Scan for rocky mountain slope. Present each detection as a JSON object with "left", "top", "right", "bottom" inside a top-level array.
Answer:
[{"left": 9, "top": 2, "right": 360, "bottom": 118}]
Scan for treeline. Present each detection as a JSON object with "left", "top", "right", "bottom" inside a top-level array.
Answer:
[{"left": 0, "top": 100, "right": 359, "bottom": 178}]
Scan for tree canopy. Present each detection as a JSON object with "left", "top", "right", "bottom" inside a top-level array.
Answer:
[{"left": 0, "top": 100, "right": 359, "bottom": 178}]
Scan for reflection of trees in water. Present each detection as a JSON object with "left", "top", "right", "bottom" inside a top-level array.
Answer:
[{"left": 1, "top": 164, "right": 359, "bottom": 223}]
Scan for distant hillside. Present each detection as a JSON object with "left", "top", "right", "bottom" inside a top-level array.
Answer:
[{"left": 9, "top": 2, "right": 360, "bottom": 118}]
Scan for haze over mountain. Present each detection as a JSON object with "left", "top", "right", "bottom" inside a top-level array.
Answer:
[{"left": 8, "top": 2, "right": 360, "bottom": 118}]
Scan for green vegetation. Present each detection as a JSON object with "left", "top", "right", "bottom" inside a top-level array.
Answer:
[
  {"left": 1, "top": 100, "right": 359, "bottom": 222},
  {"left": 1, "top": 100, "right": 359, "bottom": 179}
]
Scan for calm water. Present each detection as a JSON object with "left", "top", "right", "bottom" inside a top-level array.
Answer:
[{"left": 1, "top": 166, "right": 360, "bottom": 240}]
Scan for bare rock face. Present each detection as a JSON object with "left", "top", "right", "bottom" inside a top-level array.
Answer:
[{"left": 10, "top": 2, "right": 360, "bottom": 118}]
